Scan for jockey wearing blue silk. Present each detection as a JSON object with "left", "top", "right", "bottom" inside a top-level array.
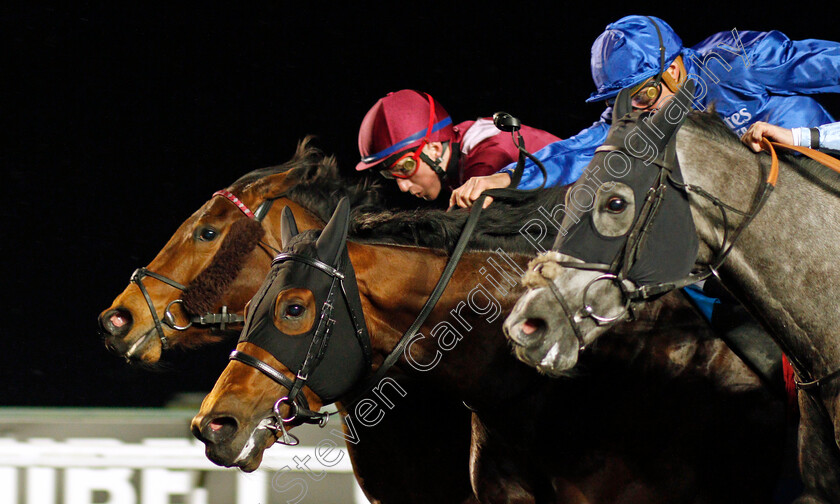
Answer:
[
  {"left": 502, "top": 14, "right": 840, "bottom": 191},
  {"left": 511, "top": 15, "right": 840, "bottom": 392}
]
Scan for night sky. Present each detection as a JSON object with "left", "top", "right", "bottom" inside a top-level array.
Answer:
[{"left": 4, "top": 4, "right": 839, "bottom": 406}]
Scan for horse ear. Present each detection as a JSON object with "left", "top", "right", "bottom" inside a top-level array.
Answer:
[
  {"left": 316, "top": 197, "right": 350, "bottom": 264},
  {"left": 648, "top": 79, "right": 696, "bottom": 146},
  {"left": 612, "top": 88, "right": 632, "bottom": 123},
  {"left": 280, "top": 206, "right": 299, "bottom": 246}
]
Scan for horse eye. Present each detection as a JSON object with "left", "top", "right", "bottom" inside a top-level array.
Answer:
[
  {"left": 606, "top": 197, "right": 628, "bottom": 213},
  {"left": 196, "top": 226, "right": 219, "bottom": 242},
  {"left": 285, "top": 304, "right": 305, "bottom": 318}
]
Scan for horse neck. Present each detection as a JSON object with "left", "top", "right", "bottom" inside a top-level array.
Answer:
[
  {"left": 347, "top": 241, "right": 538, "bottom": 403},
  {"left": 677, "top": 127, "right": 840, "bottom": 379}
]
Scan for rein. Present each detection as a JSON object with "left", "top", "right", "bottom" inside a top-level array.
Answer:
[
  {"left": 555, "top": 133, "right": 840, "bottom": 391},
  {"left": 231, "top": 126, "right": 549, "bottom": 440},
  {"left": 761, "top": 141, "right": 840, "bottom": 391},
  {"left": 339, "top": 128, "right": 549, "bottom": 405},
  {"left": 679, "top": 140, "right": 840, "bottom": 392}
]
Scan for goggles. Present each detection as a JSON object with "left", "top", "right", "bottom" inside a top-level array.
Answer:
[
  {"left": 378, "top": 145, "right": 425, "bottom": 179},
  {"left": 629, "top": 78, "right": 662, "bottom": 110}
]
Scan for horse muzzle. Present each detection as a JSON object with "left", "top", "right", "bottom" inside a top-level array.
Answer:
[{"left": 191, "top": 411, "right": 276, "bottom": 472}]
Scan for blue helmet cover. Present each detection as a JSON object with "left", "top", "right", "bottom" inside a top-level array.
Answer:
[{"left": 588, "top": 15, "right": 683, "bottom": 103}]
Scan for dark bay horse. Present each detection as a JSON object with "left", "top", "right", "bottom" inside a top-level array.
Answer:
[
  {"left": 193, "top": 196, "right": 788, "bottom": 503},
  {"left": 503, "top": 83, "right": 839, "bottom": 503},
  {"left": 98, "top": 139, "right": 478, "bottom": 504}
]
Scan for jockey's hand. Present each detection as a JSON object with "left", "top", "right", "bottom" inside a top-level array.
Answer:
[
  {"left": 740, "top": 121, "right": 794, "bottom": 152},
  {"left": 449, "top": 172, "right": 511, "bottom": 209}
]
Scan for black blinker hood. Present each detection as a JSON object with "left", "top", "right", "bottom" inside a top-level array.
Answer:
[
  {"left": 238, "top": 199, "right": 370, "bottom": 403},
  {"left": 555, "top": 80, "right": 699, "bottom": 287}
]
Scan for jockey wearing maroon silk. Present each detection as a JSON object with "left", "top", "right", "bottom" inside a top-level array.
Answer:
[
  {"left": 446, "top": 117, "right": 560, "bottom": 188},
  {"left": 356, "top": 89, "right": 560, "bottom": 208}
]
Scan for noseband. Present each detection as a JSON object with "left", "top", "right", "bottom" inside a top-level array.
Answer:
[
  {"left": 225, "top": 122, "right": 550, "bottom": 444},
  {"left": 229, "top": 251, "right": 372, "bottom": 445},
  {"left": 549, "top": 119, "right": 779, "bottom": 353},
  {"left": 126, "top": 190, "right": 279, "bottom": 353}
]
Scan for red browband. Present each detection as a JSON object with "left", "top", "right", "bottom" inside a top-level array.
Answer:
[{"left": 213, "top": 190, "right": 256, "bottom": 219}]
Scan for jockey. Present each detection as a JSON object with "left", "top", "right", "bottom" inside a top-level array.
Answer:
[
  {"left": 511, "top": 15, "right": 840, "bottom": 388},
  {"left": 503, "top": 14, "right": 840, "bottom": 191},
  {"left": 355, "top": 89, "right": 561, "bottom": 209}
]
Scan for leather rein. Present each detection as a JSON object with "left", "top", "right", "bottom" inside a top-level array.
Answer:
[
  {"left": 228, "top": 127, "right": 549, "bottom": 443},
  {"left": 552, "top": 135, "right": 840, "bottom": 391}
]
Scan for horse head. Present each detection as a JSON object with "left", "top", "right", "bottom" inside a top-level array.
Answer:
[
  {"left": 98, "top": 139, "right": 369, "bottom": 364},
  {"left": 504, "top": 81, "right": 701, "bottom": 375},
  {"left": 191, "top": 199, "right": 373, "bottom": 470}
]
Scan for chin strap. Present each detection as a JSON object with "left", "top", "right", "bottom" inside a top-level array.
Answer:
[{"left": 419, "top": 142, "right": 449, "bottom": 180}]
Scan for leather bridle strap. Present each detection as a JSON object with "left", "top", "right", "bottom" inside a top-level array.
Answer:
[
  {"left": 628, "top": 138, "right": 780, "bottom": 301},
  {"left": 229, "top": 350, "right": 298, "bottom": 398},
  {"left": 214, "top": 189, "right": 284, "bottom": 255},
  {"left": 544, "top": 275, "right": 587, "bottom": 351},
  {"left": 273, "top": 253, "right": 345, "bottom": 277},
  {"left": 286, "top": 277, "right": 340, "bottom": 403},
  {"left": 130, "top": 265, "right": 249, "bottom": 348},
  {"left": 214, "top": 190, "right": 258, "bottom": 219},
  {"left": 126, "top": 191, "right": 283, "bottom": 352},
  {"left": 230, "top": 252, "right": 371, "bottom": 426},
  {"left": 130, "top": 267, "right": 187, "bottom": 349},
  {"left": 682, "top": 139, "right": 840, "bottom": 391},
  {"left": 762, "top": 141, "right": 840, "bottom": 390},
  {"left": 228, "top": 349, "right": 321, "bottom": 424},
  {"left": 339, "top": 191, "right": 488, "bottom": 406}
]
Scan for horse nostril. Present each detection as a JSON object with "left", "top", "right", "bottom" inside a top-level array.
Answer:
[
  {"left": 99, "top": 308, "right": 133, "bottom": 336},
  {"left": 510, "top": 318, "right": 546, "bottom": 345},
  {"left": 521, "top": 318, "right": 546, "bottom": 336},
  {"left": 202, "top": 416, "right": 239, "bottom": 444}
]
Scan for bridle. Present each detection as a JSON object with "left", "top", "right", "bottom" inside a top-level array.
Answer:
[
  {"left": 229, "top": 250, "right": 372, "bottom": 446},
  {"left": 127, "top": 190, "right": 281, "bottom": 352},
  {"left": 227, "top": 114, "right": 550, "bottom": 445},
  {"left": 547, "top": 90, "right": 777, "bottom": 352},
  {"left": 549, "top": 86, "right": 840, "bottom": 391}
]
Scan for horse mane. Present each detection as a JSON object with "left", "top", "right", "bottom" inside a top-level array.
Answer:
[
  {"left": 684, "top": 111, "right": 840, "bottom": 194},
  {"left": 347, "top": 110, "right": 840, "bottom": 255},
  {"left": 228, "top": 136, "right": 385, "bottom": 222},
  {"left": 349, "top": 187, "right": 567, "bottom": 255}
]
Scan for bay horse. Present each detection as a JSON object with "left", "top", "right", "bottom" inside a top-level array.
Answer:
[
  {"left": 98, "top": 138, "right": 382, "bottom": 364},
  {"left": 98, "top": 139, "right": 478, "bottom": 503},
  {"left": 192, "top": 195, "right": 789, "bottom": 503},
  {"left": 503, "top": 82, "right": 840, "bottom": 503}
]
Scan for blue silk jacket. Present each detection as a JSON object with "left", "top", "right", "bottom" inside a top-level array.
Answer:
[{"left": 504, "top": 29, "right": 840, "bottom": 190}]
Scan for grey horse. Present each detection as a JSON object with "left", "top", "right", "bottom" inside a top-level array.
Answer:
[{"left": 503, "top": 82, "right": 840, "bottom": 503}]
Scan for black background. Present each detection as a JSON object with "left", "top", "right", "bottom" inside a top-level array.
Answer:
[{"left": 4, "top": 4, "right": 838, "bottom": 406}]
